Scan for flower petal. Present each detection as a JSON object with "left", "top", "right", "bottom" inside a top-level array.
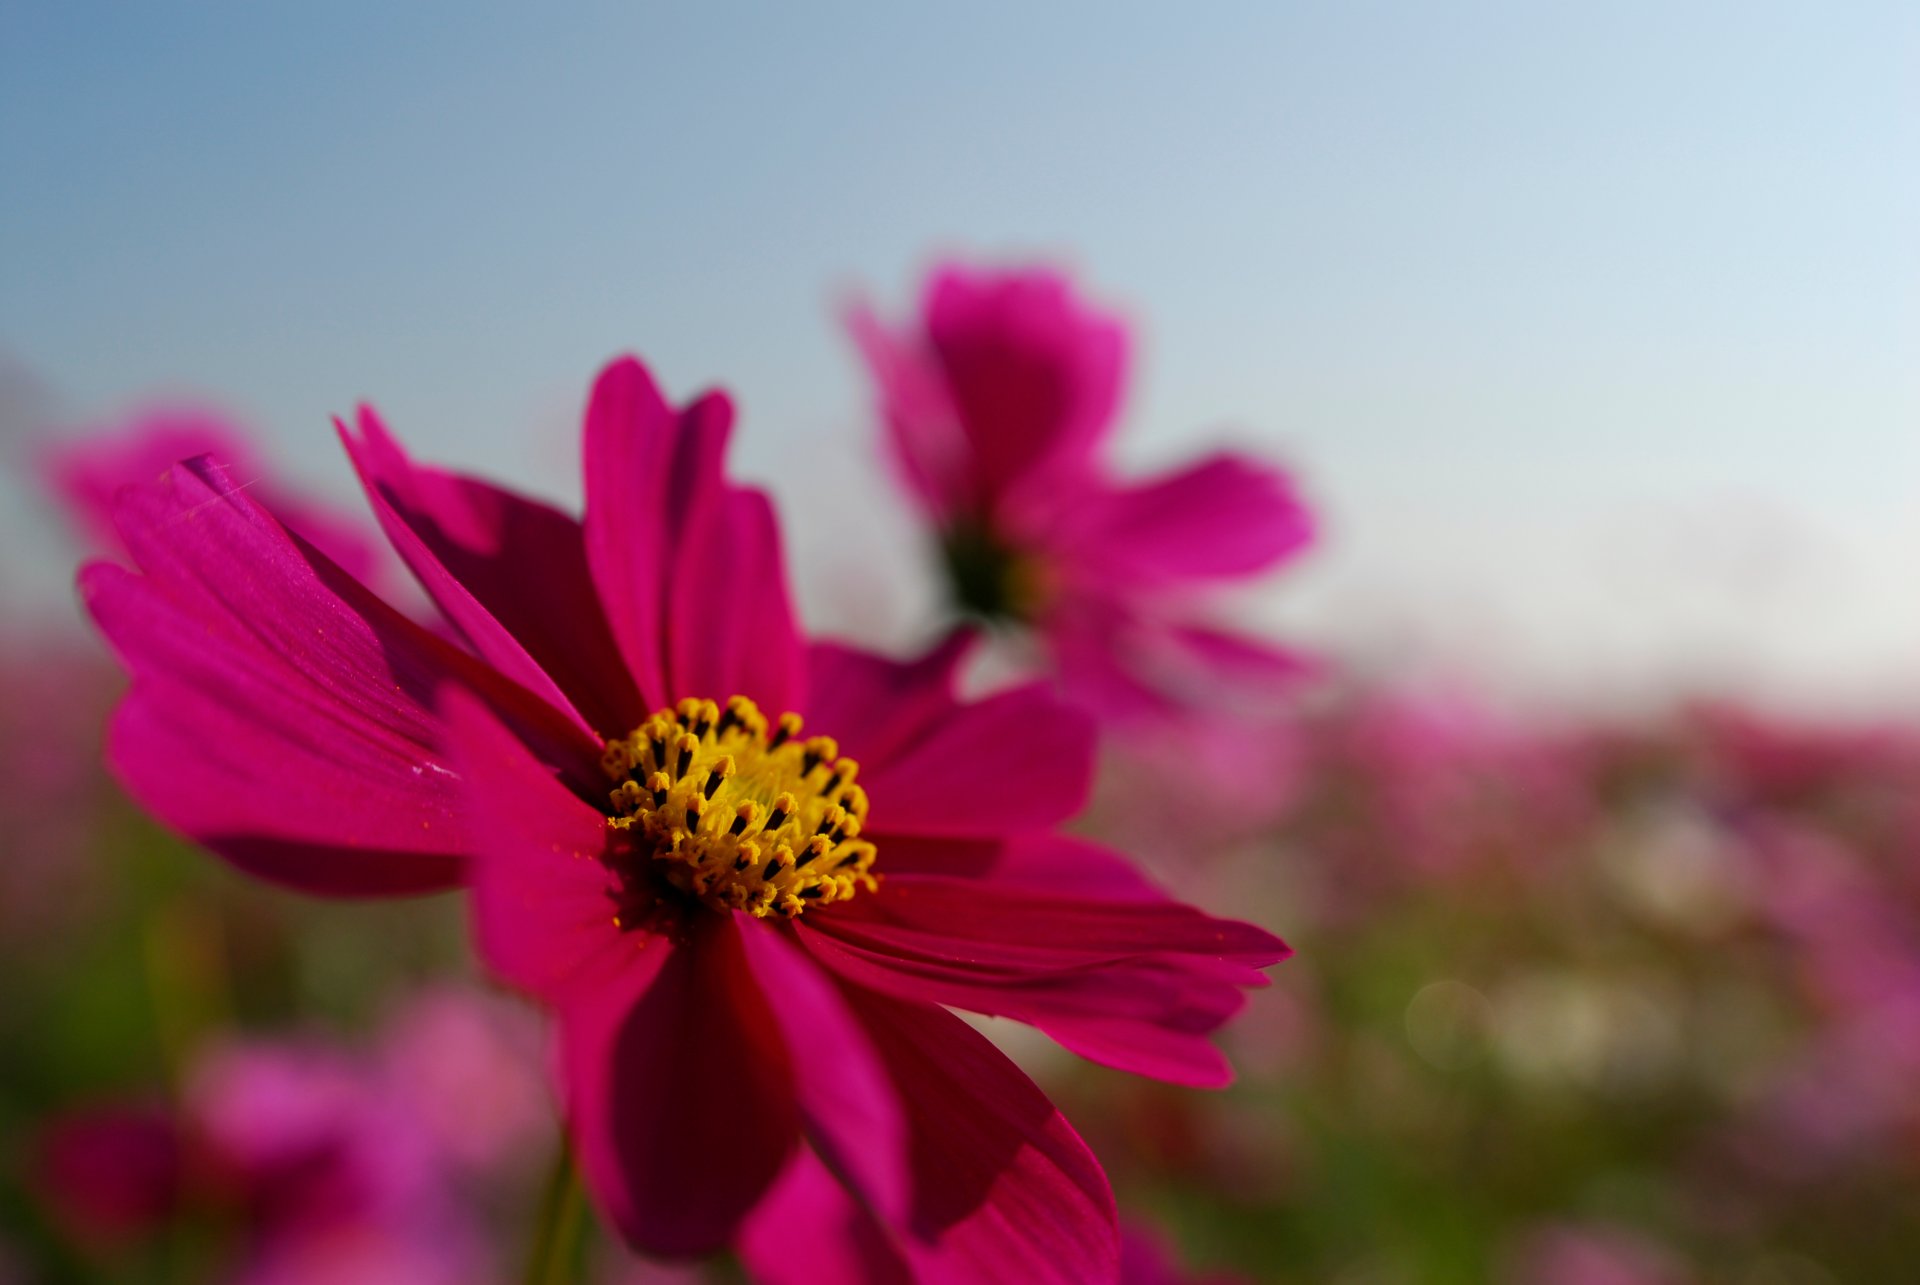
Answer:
[
  {"left": 738, "top": 1147, "right": 913, "bottom": 1285},
  {"left": 1155, "top": 622, "right": 1318, "bottom": 695},
  {"left": 1060, "top": 454, "right": 1313, "bottom": 586},
  {"left": 582, "top": 356, "right": 711, "bottom": 708},
  {"left": 1044, "top": 600, "right": 1314, "bottom": 726},
  {"left": 44, "top": 407, "right": 388, "bottom": 586},
  {"left": 922, "top": 265, "right": 1126, "bottom": 516},
  {"left": 81, "top": 458, "right": 596, "bottom": 895},
  {"left": 561, "top": 913, "right": 798, "bottom": 1258},
  {"left": 847, "top": 301, "right": 971, "bottom": 522},
  {"left": 583, "top": 357, "right": 805, "bottom": 713},
  {"left": 856, "top": 683, "right": 1094, "bottom": 840},
  {"left": 340, "top": 408, "right": 641, "bottom": 737},
  {"left": 667, "top": 488, "right": 806, "bottom": 715},
  {"left": 736, "top": 920, "right": 907, "bottom": 1223},
  {"left": 803, "top": 633, "right": 975, "bottom": 769},
  {"left": 442, "top": 685, "right": 626, "bottom": 1001},
  {"left": 801, "top": 853, "right": 1286, "bottom": 1086},
  {"left": 839, "top": 987, "right": 1119, "bottom": 1285},
  {"left": 817, "top": 867, "right": 1284, "bottom": 974}
]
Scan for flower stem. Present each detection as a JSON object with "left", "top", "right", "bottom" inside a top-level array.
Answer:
[{"left": 524, "top": 1138, "right": 587, "bottom": 1285}]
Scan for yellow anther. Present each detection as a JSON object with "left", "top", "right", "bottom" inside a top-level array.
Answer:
[{"left": 600, "top": 695, "right": 879, "bottom": 919}]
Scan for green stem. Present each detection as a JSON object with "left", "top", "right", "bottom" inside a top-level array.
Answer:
[{"left": 524, "top": 1138, "right": 588, "bottom": 1285}]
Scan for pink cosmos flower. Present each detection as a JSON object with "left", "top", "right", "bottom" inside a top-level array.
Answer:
[
  {"left": 852, "top": 264, "right": 1316, "bottom": 726},
  {"left": 80, "top": 355, "right": 1289, "bottom": 1280},
  {"left": 32, "top": 990, "right": 536, "bottom": 1285}
]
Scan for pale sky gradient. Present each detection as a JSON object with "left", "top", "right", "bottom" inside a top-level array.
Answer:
[{"left": 4, "top": 3, "right": 1916, "bottom": 710}]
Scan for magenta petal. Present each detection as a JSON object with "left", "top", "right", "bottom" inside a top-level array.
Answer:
[
  {"left": 858, "top": 683, "right": 1094, "bottom": 839},
  {"left": 839, "top": 987, "right": 1119, "bottom": 1285},
  {"left": 979, "top": 834, "right": 1168, "bottom": 903},
  {"left": 44, "top": 408, "right": 388, "bottom": 586},
  {"left": 583, "top": 357, "right": 803, "bottom": 713},
  {"left": 801, "top": 857, "right": 1285, "bottom": 1087},
  {"left": 442, "top": 685, "right": 625, "bottom": 1001},
  {"left": 923, "top": 265, "right": 1126, "bottom": 514},
  {"left": 847, "top": 302, "right": 971, "bottom": 521},
  {"left": 1157, "top": 622, "right": 1318, "bottom": 695},
  {"left": 736, "top": 920, "right": 907, "bottom": 1223},
  {"left": 340, "top": 408, "right": 641, "bottom": 737},
  {"left": 1062, "top": 454, "right": 1313, "bottom": 586},
  {"left": 667, "top": 488, "right": 806, "bottom": 714},
  {"left": 803, "top": 633, "right": 975, "bottom": 768},
  {"left": 562, "top": 914, "right": 798, "bottom": 1258},
  {"left": 83, "top": 458, "right": 601, "bottom": 895},
  {"left": 821, "top": 871, "right": 1286, "bottom": 971},
  {"left": 83, "top": 471, "right": 469, "bottom": 895},
  {"left": 87, "top": 572, "right": 459, "bottom": 894},
  {"left": 581, "top": 357, "right": 705, "bottom": 708},
  {"left": 740, "top": 1147, "right": 913, "bottom": 1285},
  {"left": 1042, "top": 603, "right": 1185, "bottom": 726}
]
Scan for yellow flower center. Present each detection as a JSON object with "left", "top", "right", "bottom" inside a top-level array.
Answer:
[{"left": 601, "top": 696, "right": 879, "bottom": 920}]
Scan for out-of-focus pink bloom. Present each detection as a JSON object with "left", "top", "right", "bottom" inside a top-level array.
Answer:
[
  {"left": 1117, "top": 1222, "right": 1253, "bottom": 1285},
  {"left": 852, "top": 264, "right": 1316, "bottom": 727},
  {"left": 31, "top": 988, "right": 538, "bottom": 1284},
  {"left": 79, "top": 354, "right": 1290, "bottom": 1280},
  {"left": 1502, "top": 1221, "right": 1689, "bottom": 1285},
  {"left": 32, "top": 1103, "right": 184, "bottom": 1241},
  {"left": 42, "top": 406, "right": 387, "bottom": 587},
  {"left": 374, "top": 985, "right": 549, "bottom": 1176}
]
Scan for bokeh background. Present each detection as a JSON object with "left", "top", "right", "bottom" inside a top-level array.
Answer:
[{"left": 3, "top": 4, "right": 1917, "bottom": 1282}]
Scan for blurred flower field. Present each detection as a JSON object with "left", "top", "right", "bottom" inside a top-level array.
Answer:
[{"left": 5, "top": 640, "right": 1918, "bottom": 1281}]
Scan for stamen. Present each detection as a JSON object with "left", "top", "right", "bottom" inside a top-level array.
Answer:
[{"left": 600, "top": 695, "right": 879, "bottom": 920}]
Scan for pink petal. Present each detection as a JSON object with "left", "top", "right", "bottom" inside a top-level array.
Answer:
[
  {"left": 820, "top": 869, "right": 1285, "bottom": 971},
  {"left": 848, "top": 301, "right": 970, "bottom": 522},
  {"left": 739, "top": 1146, "right": 913, "bottom": 1285},
  {"left": 1043, "top": 600, "right": 1315, "bottom": 727},
  {"left": 1042, "top": 602, "right": 1185, "bottom": 726},
  {"left": 81, "top": 458, "right": 594, "bottom": 895},
  {"left": 856, "top": 683, "right": 1094, "bottom": 839},
  {"left": 839, "top": 987, "right": 1119, "bottom": 1285},
  {"left": 1059, "top": 454, "right": 1313, "bottom": 586},
  {"left": 582, "top": 357, "right": 805, "bottom": 714},
  {"left": 581, "top": 356, "right": 714, "bottom": 708},
  {"left": 803, "top": 633, "right": 976, "bottom": 768},
  {"left": 340, "top": 408, "right": 641, "bottom": 738},
  {"left": 977, "top": 833, "right": 1168, "bottom": 903},
  {"left": 43, "top": 406, "right": 390, "bottom": 587},
  {"left": 1157, "top": 622, "right": 1319, "bottom": 695},
  {"left": 560, "top": 914, "right": 798, "bottom": 1258},
  {"left": 922, "top": 265, "right": 1126, "bottom": 516},
  {"left": 442, "top": 685, "right": 627, "bottom": 1001},
  {"left": 736, "top": 920, "right": 907, "bottom": 1223},
  {"left": 801, "top": 857, "right": 1286, "bottom": 1086},
  {"left": 667, "top": 489, "right": 805, "bottom": 716}
]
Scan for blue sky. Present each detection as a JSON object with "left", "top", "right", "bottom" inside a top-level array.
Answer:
[{"left": 4, "top": 2, "right": 1916, "bottom": 706}]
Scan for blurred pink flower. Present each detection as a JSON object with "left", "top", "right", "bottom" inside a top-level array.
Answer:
[
  {"left": 853, "top": 264, "right": 1316, "bottom": 727},
  {"left": 79, "top": 354, "right": 1290, "bottom": 1280},
  {"left": 32, "top": 1103, "right": 183, "bottom": 1241},
  {"left": 373, "top": 984, "right": 549, "bottom": 1176},
  {"left": 31, "top": 988, "right": 536, "bottom": 1284},
  {"left": 1502, "top": 1221, "right": 1689, "bottom": 1285}
]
